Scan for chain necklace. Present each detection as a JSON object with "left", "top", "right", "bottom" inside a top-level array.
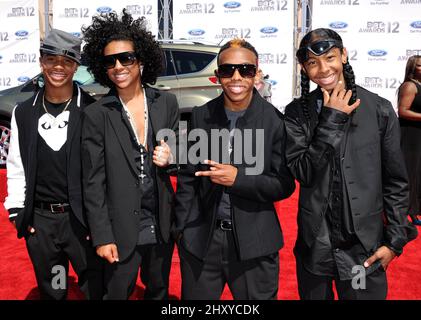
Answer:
[
  {"left": 119, "top": 89, "right": 148, "bottom": 183},
  {"left": 42, "top": 94, "right": 72, "bottom": 126}
]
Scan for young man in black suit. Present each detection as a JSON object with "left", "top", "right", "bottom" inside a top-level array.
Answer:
[
  {"left": 284, "top": 28, "right": 418, "bottom": 299},
  {"left": 174, "top": 38, "right": 295, "bottom": 300},
  {"left": 5, "top": 29, "right": 103, "bottom": 300},
  {"left": 81, "top": 10, "right": 179, "bottom": 300}
]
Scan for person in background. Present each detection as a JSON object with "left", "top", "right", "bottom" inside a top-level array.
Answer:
[
  {"left": 81, "top": 10, "right": 179, "bottom": 300},
  {"left": 284, "top": 28, "right": 417, "bottom": 300},
  {"left": 4, "top": 29, "right": 103, "bottom": 300},
  {"left": 398, "top": 55, "right": 421, "bottom": 226},
  {"left": 174, "top": 38, "right": 295, "bottom": 300},
  {"left": 254, "top": 68, "right": 272, "bottom": 103}
]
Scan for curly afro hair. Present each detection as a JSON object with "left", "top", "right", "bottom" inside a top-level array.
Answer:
[{"left": 82, "top": 9, "right": 163, "bottom": 88}]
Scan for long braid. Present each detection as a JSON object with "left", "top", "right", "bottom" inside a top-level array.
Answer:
[
  {"left": 300, "top": 70, "right": 311, "bottom": 122},
  {"left": 343, "top": 59, "right": 359, "bottom": 125},
  {"left": 343, "top": 60, "right": 357, "bottom": 105}
]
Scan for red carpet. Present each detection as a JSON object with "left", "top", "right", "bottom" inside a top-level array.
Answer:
[{"left": 0, "top": 169, "right": 420, "bottom": 300}]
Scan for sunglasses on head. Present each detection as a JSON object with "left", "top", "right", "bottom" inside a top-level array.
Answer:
[
  {"left": 296, "top": 40, "right": 343, "bottom": 63},
  {"left": 216, "top": 64, "right": 257, "bottom": 78},
  {"left": 103, "top": 51, "right": 137, "bottom": 69}
]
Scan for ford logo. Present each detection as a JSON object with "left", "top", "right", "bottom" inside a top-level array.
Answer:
[
  {"left": 368, "top": 49, "right": 387, "bottom": 57},
  {"left": 188, "top": 29, "right": 205, "bottom": 36},
  {"left": 15, "top": 30, "right": 29, "bottom": 37},
  {"left": 17, "top": 76, "right": 30, "bottom": 83},
  {"left": 410, "top": 21, "right": 421, "bottom": 29},
  {"left": 329, "top": 21, "right": 348, "bottom": 29},
  {"left": 97, "top": 6, "right": 112, "bottom": 14},
  {"left": 71, "top": 32, "right": 81, "bottom": 38},
  {"left": 268, "top": 80, "right": 277, "bottom": 86},
  {"left": 260, "top": 27, "right": 278, "bottom": 34},
  {"left": 224, "top": 2, "right": 241, "bottom": 9}
]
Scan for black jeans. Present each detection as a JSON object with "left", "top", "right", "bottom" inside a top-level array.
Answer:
[
  {"left": 25, "top": 207, "right": 104, "bottom": 300},
  {"left": 179, "top": 226, "right": 279, "bottom": 300},
  {"left": 103, "top": 241, "right": 174, "bottom": 300},
  {"left": 295, "top": 254, "right": 387, "bottom": 300}
]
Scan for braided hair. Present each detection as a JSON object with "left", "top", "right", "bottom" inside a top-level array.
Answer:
[{"left": 297, "top": 28, "right": 358, "bottom": 122}]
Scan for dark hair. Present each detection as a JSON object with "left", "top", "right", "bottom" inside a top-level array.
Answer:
[
  {"left": 82, "top": 9, "right": 163, "bottom": 88},
  {"left": 397, "top": 55, "right": 421, "bottom": 100},
  {"left": 217, "top": 38, "right": 258, "bottom": 66},
  {"left": 297, "top": 28, "right": 357, "bottom": 122},
  {"left": 402, "top": 55, "right": 421, "bottom": 82}
]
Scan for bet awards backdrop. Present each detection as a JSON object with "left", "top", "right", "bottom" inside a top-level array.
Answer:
[
  {"left": 0, "top": 0, "right": 40, "bottom": 90},
  {"left": 52, "top": 0, "right": 158, "bottom": 40},
  {"left": 172, "top": 0, "right": 294, "bottom": 112},
  {"left": 312, "top": 0, "right": 421, "bottom": 110}
]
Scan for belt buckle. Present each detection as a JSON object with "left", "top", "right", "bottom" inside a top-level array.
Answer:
[
  {"left": 50, "top": 203, "right": 65, "bottom": 213},
  {"left": 220, "top": 219, "right": 232, "bottom": 231}
]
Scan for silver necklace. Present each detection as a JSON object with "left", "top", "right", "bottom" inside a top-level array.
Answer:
[
  {"left": 42, "top": 94, "right": 72, "bottom": 126},
  {"left": 119, "top": 89, "right": 148, "bottom": 183}
]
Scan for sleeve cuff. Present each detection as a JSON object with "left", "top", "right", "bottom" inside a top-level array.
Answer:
[
  {"left": 319, "top": 106, "right": 349, "bottom": 125},
  {"left": 384, "top": 243, "right": 402, "bottom": 256},
  {"left": 8, "top": 208, "right": 23, "bottom": 222}
]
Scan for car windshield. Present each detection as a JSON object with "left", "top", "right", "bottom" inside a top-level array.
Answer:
[{"left": 74, "top": 66, "right": 96, "bottom": 85}]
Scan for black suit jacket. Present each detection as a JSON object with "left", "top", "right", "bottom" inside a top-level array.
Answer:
[
  {"left": 5, "top": 84, "right": 95, "bottom": 238},
  {"left": 284, "top": 86, "right": 418, "bottom": 255},
  {"left": 81, "top": 86, "right": 179, "bottom": 262},
  {"left": 174, "top": 90, "right": 295, "bottom": 261}
]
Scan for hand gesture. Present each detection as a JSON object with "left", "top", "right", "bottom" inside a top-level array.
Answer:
[
  {"left": 195, "top": 159, "right": 237, "bottom": 187},
  {"left": 153, "top": 139, "right": 173, "bottom": 167},
  {"left": 322, "top": 81, "right": 360, "bottom": 115}
]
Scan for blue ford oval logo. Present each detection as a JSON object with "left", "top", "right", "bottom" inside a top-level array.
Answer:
[
  {"left": 368, "top": 49, "right": 387, "bottom": 57},
  {"left": 188, "top": 29, "right": 205, "bottom": 36},
  {"left": 97, "top": 6, "right": 112, "bottom": 14},
  {"left": 410, "top": 21, "right": 421, "bottom": 29},
  {"left": 260, "top": 27, "right": 278, "bottom": 34},
  {"left": 15, "top": 30, "right": 29, "bottom": 37},
  {"left": 268, "top": 80, "right": 277, "bottom": 86},
  {"left": 329, "top": 21, "right": 348, "bottom": 29},
  {"left": 17, "top": 76, "right": 30, "bottom": 83},
  {"left": 224, "top": 1, "right": 241, "bottom": 9}
]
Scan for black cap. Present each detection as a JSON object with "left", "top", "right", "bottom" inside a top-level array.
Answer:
[{"left": 40, "top": 29, "right": 81, "bottom": 64}]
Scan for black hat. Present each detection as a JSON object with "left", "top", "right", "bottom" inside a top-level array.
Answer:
[{"left": 40, "top": 29, "right": 81, "bottom": 64}]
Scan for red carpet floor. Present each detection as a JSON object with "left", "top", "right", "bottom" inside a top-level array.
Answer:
[{"left": 0, "top": 169, "right": 420, "bottom": 300}]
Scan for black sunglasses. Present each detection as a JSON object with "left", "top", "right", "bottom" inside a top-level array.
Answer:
[
  {"left": 103, "top": 51, "right": 137, "bottom": 69},
  {"left": 216, "top": 64, "right": 257, "bottom": 78},
  {"left": 296, "top": 40, "right": 343, "bottom": 63}
]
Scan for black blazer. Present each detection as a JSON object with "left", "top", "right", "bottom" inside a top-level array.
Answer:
[
  {"left": 81, "top": 86, "right": 179, "bottom": 262},
  {"left": 174, "top": 90, "right": 295, "bottom": 261},
  {"left": 284, "top": 86, "right": 418, "bottom": 255},
  {"left": 7, "top": 84, "right": 95, "bottom": 238}
]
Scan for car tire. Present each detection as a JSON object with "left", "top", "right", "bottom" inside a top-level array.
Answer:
[{"left": 0, "top": 119, "right": 11, "bottom": 169}]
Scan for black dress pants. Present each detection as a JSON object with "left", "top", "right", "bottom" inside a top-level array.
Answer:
[
  {"left": 296, "top": 254, "right": 388, "bottom": 300},
  {"left": 25, "top": 207, "right": 104, "bottom": 300},
  {"left": 179, "top": 226, "right": 279, "bottom": 300},
  {"left": 103, "top": 241, "right": 174, "bottom": 300}
]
